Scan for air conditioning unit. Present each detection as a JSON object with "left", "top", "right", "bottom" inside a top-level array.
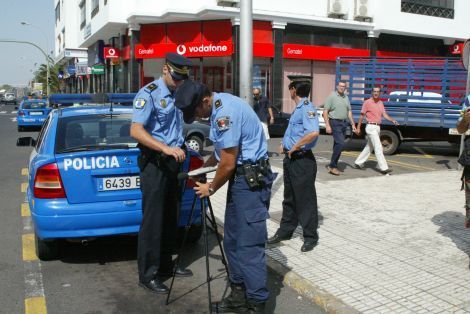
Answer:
[
  {"left": 328, "top": 0, "right": 348, "bottom": 18},
  {"left": 354, "top": 0, "right": 373, "bottom": 21},
  {"left": 216, "top": 0, "right": 240, "bottom": 7}
]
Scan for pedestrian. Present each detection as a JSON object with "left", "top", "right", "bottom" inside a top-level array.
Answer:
[
  {"left": 130, "top": 53, "right": 193, "bottom": 295},
  {"left": 456, "top": 94, "right": 470, "bottom": 229},
  {"left": 323, "top": 81, "right": 357, "bottom": 175},
  {"left": 353, "top": 86, "right": 398, "bottom": 175},
  {"left": 175, "top": 80, "right": 274, "bottom": 313},
  {"left": 267, "top": 75, "right": 320, "bottom": 253},
  {"left": 253, "top": 87, "right": 274, "bottom": 140}
]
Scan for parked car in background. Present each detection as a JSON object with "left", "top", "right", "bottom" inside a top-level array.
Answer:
[
  {"left": 16, "top": 99, "right": 52, "bottom": 132},
  {"left": 4, "top": 92, "right": 17, "bottom": 105},
  {"left": 184, "top": 120, "right": 211, "bottom": 153},
  {"left": 17, "top": 94, "right": 204, "bottom": 260},
  {"left": 268, "top": 106, "right": 291, "bottom": 137}
]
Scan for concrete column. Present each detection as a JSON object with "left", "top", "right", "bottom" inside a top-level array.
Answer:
[
  {"left": 368, "top": 30, "right": 380, "bottom": 57},
  {"left": 231, "top": 18, "right": 240, "bottom": 97},
  {"left": 128, "top": 24, "right": 141, "bottom": 92},
  {"left": 272, "top": 21, "right": 286, "bottom": 110}
]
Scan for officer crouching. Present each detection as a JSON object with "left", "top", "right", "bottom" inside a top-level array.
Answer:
[
  {"left": 131, "top": 53, "right": 193, "bottom": 294},
  {"left": 175, "top": 80, "right": 274, "bottom": 313}
]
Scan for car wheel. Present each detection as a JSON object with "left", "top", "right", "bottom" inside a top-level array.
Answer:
[
  {"left": 380, "top": 130, "right": 400, "bottom": 155},
  {"left": 18, "top": 126, "right": 23, "bottom": 132},
  {"left": 186, "top": 135, "right": 203, "bottom": 153},
  {"left": 35, "top": 233, "right": 60, "bottom": 261}
]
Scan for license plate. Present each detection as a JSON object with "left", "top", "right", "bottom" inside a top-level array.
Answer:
[
  {"left": 99, "top": 175, "right": 140, "bottom": 191},
  {"left": 30, "top": 111, "right": 43, "bottom": 116}
]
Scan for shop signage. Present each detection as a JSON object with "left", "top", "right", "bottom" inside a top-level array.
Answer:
[
  {"left": 104, "top": 47, "right": 120, "bottom": 59},
  {"left": 67, "top": 65, "right": 76, "bottom": 75},
  {"left": 75, "top": 62, "right": 88, "bottom": 76},
  {"left": 91, "top": 65, "right": 105, "bottom": 75},
  {"left": 283, "top": 44, "right": 369, "bottom": 61},
  {"left": 135, "top": 42, "right": 233, "bottom": 58},
  {"left": 64, "top": 48, "right": 88, "bottom": 58},
  {"left": 451, "top": 43, "right": 463, "bottom": 55}
]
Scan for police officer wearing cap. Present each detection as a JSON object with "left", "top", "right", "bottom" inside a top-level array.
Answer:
[
  {"left": 130, "top": 53, "right": 193, "bottom": 294},
  {"left": 267, "top": 75, "right": 320, "bottom": 252},
  {"left": 175, "top": 80, "right": 274, "bottom": 313}
]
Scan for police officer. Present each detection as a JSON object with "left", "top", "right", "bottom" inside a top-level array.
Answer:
[
  {"left": 267, "top": 75, "right": 320, "bottom": 252},
  {"left": 130, "top": 53, "right": 193, "bottom": 294},
  {"left": 456, "top": 94, "right": 470, "bottom": 230},
  {"left": 175, "top": 80, "right": 274, "bottom": 313}
]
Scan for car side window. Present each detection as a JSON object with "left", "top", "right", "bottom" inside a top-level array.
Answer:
[{"left": 35, "top": 116, "right": 51, "bottom": 150}]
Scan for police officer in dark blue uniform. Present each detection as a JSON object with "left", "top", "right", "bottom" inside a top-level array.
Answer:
[
  {"left": 267, "top": 75, "right": 320, "bottom": 252},
  {"left": 175, "top": 80, "right": 274, "bottom": 313},
  {"left": 131, "top": 53, "right": 193, "bottom": 294}
]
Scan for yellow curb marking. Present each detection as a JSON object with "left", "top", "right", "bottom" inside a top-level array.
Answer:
[
  {"left": 22, "top": 234, "right": 37, "bottom": 261},
  {"left": 22, "top": 168, "right": 29, "bottom": 176},
  {"left": 21, "top": 203, "right": 31, "bottom": 217},
  {"left": 21, "top": 183, "right": 28, "bottom": 193},
  {"left": 25, "top": 297, "right": 47, "bottom": 314}
]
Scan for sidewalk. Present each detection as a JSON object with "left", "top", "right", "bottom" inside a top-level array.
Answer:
[{"left": 208, "top": 168, "right": 470, "bottom": 313}]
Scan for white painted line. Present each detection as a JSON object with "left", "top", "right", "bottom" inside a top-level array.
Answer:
[
  {"left": 0, "top": 111, "right": 6, "bottom": 114},
  {"left": 11, "top": 118, "right": 17, "bottom": 122},
  {"left": 11, "top": 111, "right": 17, "bottom": 114}
]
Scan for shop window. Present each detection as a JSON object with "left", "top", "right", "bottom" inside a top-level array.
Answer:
[
  {"left": 401, "top": 0, "right": 454, "bottom": 19},
  {"left": 79, "top": 0, "right": 86, "bottom": 30},
  {"left": 91, "top": 0, "right": 99, "bottom": 18},
  {"left": 55, "top": 2, "right": 60, "bottom": 25}
]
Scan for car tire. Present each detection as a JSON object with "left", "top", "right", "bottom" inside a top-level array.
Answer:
[
  {"left": 186, "top": 135, "right": 203, "bottom": 153},
  {"left": 35, "top": 233, "right": 60, "bottom": 261},
  {"left": 380, "top": 130, "right": 400, "bottom": 155},
  {"left": 18, "top": 126, "right": 23, "bottom": 132}
]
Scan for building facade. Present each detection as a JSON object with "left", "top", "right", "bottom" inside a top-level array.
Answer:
[{"left": 54, "top": 0, "right": 470, "bottom": 112}]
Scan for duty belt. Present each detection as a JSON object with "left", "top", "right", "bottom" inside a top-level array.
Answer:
[
  {"left": 236, "top": 159, "right": 270, "bottom": 176},
  {"left": 283, "top": 149, "right": 313, "bottom": 159}
]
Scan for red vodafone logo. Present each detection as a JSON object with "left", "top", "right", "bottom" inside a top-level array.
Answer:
[
  {"left": 104, "top": 47, "right": 120, "bottom": 59},
  {"left": 135, "top": 42, "right": 233, "bottom": 58},
  {"left": 176, "top": 44, "right": 187, "bottom": 55}
]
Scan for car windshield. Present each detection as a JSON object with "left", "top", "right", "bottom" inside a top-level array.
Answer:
[
  {"left": 55, "top": 113, "right": 137, "bottom": 153},
  {"left": 23, "top": 102, "right": 47, "bottom": 109}
]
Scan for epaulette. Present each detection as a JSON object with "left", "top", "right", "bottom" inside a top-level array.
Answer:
[
  {"left": 215, "top": 99, "right": 222, "bottom": 109},
  {"left": 144, "top": 83, "right": 158, "bottom": 93},
  {"left": 303, "top": 99, "right": 309, "bottom": 105}
]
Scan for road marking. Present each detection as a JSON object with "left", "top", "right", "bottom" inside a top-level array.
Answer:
[
  {"left": 341, "top": 151, "right": 436, "bottom": 171},
  {"left": 22, "top": 234, "right": 37, "bottom": 261},
  {"left": 21, "top": 183, "right": 28, "bottom": 193},
  {"left": 12, "top": 111, "right": 17, "bottom": 114},
  {"left": 12, "top": 117, "right": 17, "bottom": 122},
  {"left": 22, "top": 168, "right": 29, "bottom": 176},
  {"left": 21, "top": 203, "right": 31, "bottom": 217},
  {"left": 25, "top": 297, "right": 47, "bottom": 314},
  {"left": 0, "top": 111, "right": 6, "bottom": 114}
]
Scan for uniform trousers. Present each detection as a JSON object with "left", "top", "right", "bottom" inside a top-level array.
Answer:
[
  {"left": 137, "top": 156, "right": 180, "bottom": 283},
  {"left": 355, "top": 124, "right": 389, "bottom": 171},
  {"left": 278, "top": 152, "right": 319, "bottom": 241},
  {"left": 329, "top": 119, "right": 348, "bottom": 168},
  {"left": 224, "top": 169, "right": 274, "bottom": 302}
]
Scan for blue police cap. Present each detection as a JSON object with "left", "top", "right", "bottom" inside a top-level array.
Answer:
[
  {"left": 166, "top": 52, "right": 192, "bottom": 81},
  {"left": 175, "top": 79, "right": 204, "bottom": 123}
]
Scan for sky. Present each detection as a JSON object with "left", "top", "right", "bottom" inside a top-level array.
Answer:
[{"left": 0, "top": 0, "right": 55, "bottom": 86}]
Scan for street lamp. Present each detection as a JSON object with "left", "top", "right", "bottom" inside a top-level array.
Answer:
[
  {"left": 20, "top": 21, "right": 51, "bottom": 96},
  {"left": 0, "top": 39, "right": 50, "bottom": 96}
]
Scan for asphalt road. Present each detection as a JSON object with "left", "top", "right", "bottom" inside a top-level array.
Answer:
[{"left": 0, "top": 104, "right": 324, "bottom": 314}]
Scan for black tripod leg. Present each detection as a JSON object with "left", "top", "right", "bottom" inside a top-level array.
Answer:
[
  {"left": 166, "top": 194, "right": 198, "bottom": 305},
  {"left": 206, "top": 198, "right": 229, "bottom": 276},
  {"left": 201, "top": 197, "right": 213, "bottom": 313}
]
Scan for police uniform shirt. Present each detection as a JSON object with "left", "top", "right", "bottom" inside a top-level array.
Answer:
[
  {"left": 209, "top": 93, "right": 268, "bottom": 165},
  {"left": 282, "top": 98, "right": 319, "bottom": 151},
  {"left": 458, "top": 95, "right": 470, "bottom": 123},
  {"left": 132, "top": 78, "right": 184, "bottom": 147}
]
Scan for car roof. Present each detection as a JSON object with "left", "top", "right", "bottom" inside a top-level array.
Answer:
[
  {"left": 56, "top": 105, "right": 133, "bottom": 117},
  {"left": 389, "top": 91, "right": 443, "bottom": 97}
]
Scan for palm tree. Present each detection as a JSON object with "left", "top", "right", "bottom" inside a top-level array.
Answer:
[{"left": 33, "top": 58, "right": 61, "bottom": 95}]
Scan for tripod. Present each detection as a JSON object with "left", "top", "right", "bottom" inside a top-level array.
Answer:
[{"left": 166, "top": 178, "right": 229, "bottom": 313}]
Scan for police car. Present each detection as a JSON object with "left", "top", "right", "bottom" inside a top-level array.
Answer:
[
  {"left": 16, "top": 98, "right": 52, "bottom": 132},
  {"left": 17, "top": 94, "right": 203, "bottom": 260}
]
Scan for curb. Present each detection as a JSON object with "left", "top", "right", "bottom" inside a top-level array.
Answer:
[{"left": 212, "top": 218, "right": 358, "bottom": 314}]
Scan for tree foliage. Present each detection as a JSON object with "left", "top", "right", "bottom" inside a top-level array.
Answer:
[{"left": 33, "top": 58, "right": 60, "bottom": 95}]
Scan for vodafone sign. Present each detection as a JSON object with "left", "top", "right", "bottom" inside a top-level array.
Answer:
[
  {"left": 135, "top": 42, "right": 233, "bottom": 59},
  {"left": 104, "top": 47, "right": 120, "bottom": 59}
]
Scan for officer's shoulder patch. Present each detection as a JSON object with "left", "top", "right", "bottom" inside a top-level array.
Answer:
[
  {"left": 303, "top": 100, "right": 309, "bottom": 105},
  {"left": 215, "top": 99, "right": 222, "bottom": 109},
  {"left": 134, "top": 98, "right": 146, "bottom": 109},
  {"left": 216, "top": 116, "right": 231, "bottom": 131},
  {"left": 307, "top": 111, "right": 316, "bottom": 119},
  {"left": 145, "top": 83, "right": 158, "bottom": 93}
]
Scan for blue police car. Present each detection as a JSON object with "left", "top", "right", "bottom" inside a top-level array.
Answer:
[
  {"left": 17, "top": 94, "right": 203, "bottom": 260},
  {"left": 16, "top": 98, "right": 52, "bottom": 132}
]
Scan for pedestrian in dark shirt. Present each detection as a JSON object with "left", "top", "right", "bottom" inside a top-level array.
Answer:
[{"left": 253, "top": 87, "right": 274, "bottom": 140}]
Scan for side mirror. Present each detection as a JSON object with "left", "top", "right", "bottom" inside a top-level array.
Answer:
[{"left": 17, "top": 137, "right": 36, "bottom": 147}]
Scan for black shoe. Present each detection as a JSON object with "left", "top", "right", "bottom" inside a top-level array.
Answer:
[
  {"left": 380, "top": 168, "right": 392, "bottom": 175},
  {"left": 157, "top": 266, "right": 193, "bottom": 277},
  {"left": 246, "top": 299, "right": 266, "bottom": 313},
  {"left": 138, "top": 279, "right": 169, "bottom": 294},
  {"left": 267, "top": 233, "right": 291, "bottom": 245},
  {"left": 301, "top": 240, "right": 317, "bottom": 252},
  {"left": 354, "top": 163, "right": 365, "bottom": 170},
  {"left": 211, "top": 283, "right": 247, "bottom": 313}
]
